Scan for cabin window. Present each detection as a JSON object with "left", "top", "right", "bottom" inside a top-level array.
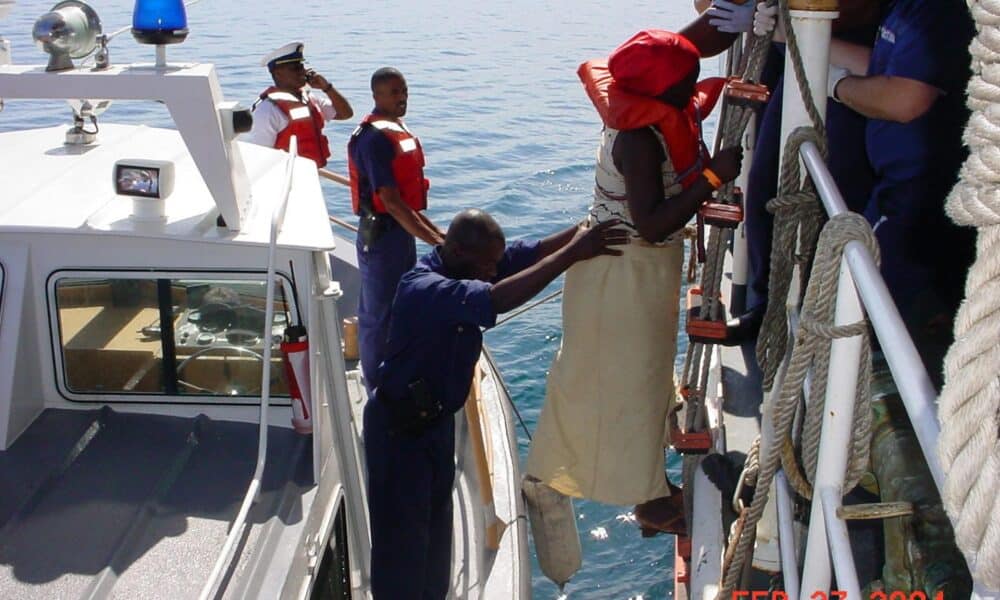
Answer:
[{"left": 52, "top": 274, "right": 296, "bottom": 401}]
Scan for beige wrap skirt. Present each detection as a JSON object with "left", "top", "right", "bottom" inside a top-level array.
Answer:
[{"left": 525, "top": 238, "right": 684, "bottom": 505}]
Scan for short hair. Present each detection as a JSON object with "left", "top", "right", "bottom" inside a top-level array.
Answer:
[
  {"left": 371, "top": 67, "right": 405, "bottom": 91},
  {"left": 445, "top": 209, "right": 505, "bottom": 252}
]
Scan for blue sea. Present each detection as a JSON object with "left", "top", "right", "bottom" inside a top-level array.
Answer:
[{"left": 0, "top": 1, "right": 721, "bottom": 597}]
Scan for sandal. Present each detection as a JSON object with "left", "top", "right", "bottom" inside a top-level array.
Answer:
[{"left": 634, "top": 492, "right": 687, "bottom": 537}]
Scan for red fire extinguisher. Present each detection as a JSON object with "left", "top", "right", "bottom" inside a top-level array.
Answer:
[
  {"left": 281, "top": 263, "right": 312, "bottom": 434},
  {"left": 281, "top": 325, "right": 312, "bottom": 434}
]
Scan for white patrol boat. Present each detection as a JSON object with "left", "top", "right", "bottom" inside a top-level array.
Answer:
[{"left": 0, "top": 1, "right": 529, "bottom": 598}]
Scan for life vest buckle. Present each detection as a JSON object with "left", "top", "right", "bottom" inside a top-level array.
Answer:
[
  {"left": 699, "top": 201, "right": 744, "bottom": 228},
  {"left": 725, "top": 78, "right": 770, "bottom": 105}
]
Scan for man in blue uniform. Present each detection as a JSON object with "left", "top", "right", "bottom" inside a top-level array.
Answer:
[
  {"left": 363, "top": 209, "right": 626, "bottom": 599},
  {"left": 829, "top": 0, "right": 975, "bottom": 372},
  {"left": 348, "top": 67, "right": 444, "bottom": 394},
  {"left": 724, "top": 2, "right": 883, "bottom": 344}
]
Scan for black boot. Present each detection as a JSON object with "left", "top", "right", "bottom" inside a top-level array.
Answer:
[{"left": 720, "top": 303, "right": 765, "bottom": 346}]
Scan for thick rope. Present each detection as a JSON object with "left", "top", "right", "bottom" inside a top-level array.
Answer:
[
  {"left": 938, "top": 0, "right": 1000, "bottom": 586},
  {"left": 718, "top": 213, "right": 878, "bottom": 599},
  {"left": 754, "top": 127, "right": 826, "bottom": 390}
]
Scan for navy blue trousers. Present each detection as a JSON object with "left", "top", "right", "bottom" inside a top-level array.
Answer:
[
  {"left": 744, "top": 76, "right": 874, "bottom": 311},
  {"left": 364, "top": 399, "right": 455, "bottom": 600},
  {"left": 356, "top": 220, "right": 416, "bottom": 393}
]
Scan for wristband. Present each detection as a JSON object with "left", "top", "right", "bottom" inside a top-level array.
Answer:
[{"left": 701, "top": 167, "right": 723, "bottom": 190}]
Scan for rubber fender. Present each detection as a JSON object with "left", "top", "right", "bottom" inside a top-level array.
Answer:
[{"left": 521, "top": 475, "right": 582, "bottom": 589}]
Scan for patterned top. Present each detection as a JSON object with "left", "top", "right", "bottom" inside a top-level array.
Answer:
[{"left": 589, "top": 126, "right": 684, "bottom": 245}]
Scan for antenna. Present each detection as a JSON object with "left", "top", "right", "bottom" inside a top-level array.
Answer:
[{"left": 288, "top": 260, "right": 304, "bottom": 327}]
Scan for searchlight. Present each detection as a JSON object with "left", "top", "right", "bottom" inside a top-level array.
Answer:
[{"left": 32, "top": 0, "right": 102, "bottom": 72}]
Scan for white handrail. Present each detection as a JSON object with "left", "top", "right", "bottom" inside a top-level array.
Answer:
[
  {"left": 198, "top": 137, "right": 299, "bottom": 600},
  {"left": 775, "top": 472, "right": 801, "bottom": 600},
  {"left": 819, "top": 486, "right": 862, "bottom": 599},
  {"left": 799, "top": 140, "right": 945, "bottom": 488},
  {"left": 798, "top": 141, "right": 1000, "bottom": 598},
  {"left": 799, "top": 255, "right": 866, "bottom": 594}
]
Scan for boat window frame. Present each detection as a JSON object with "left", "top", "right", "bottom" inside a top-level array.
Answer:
[{"left": 47, "top": 268, "right": 301, "bottom": 405}]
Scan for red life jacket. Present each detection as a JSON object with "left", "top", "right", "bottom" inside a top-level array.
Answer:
[
  {"left": 578, "top": 60, "right": 726, "bottom": 189},
  {"left": 260, "top": 86, "right": 331, "bottom": 168},
  {"left": 348, "top": 113, "right": 429, "bottom": 215}
]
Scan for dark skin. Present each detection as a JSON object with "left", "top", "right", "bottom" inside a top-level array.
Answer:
[
  {"left": 368, "top": 73, "right": 445, "bottom": 246},
  {"left": 270, "top": 61, "right": 353, "bottom": 120},
  {"left": 439, "top": 209, "right": 628, "bottom": 314},
  {"left": 680, "top": 12, "right": 741, "bottom": 57},
  {"left": 612, "top": 65, "right": 743, "bottom": 244}
]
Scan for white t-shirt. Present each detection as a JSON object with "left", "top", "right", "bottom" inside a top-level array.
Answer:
[{"left": 244, "top": 89, "right": 337, "bottom": 148}]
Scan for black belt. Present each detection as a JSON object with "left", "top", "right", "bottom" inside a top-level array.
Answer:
[{"left": 377, "top": 379, "right": 444, "bottom": 436}]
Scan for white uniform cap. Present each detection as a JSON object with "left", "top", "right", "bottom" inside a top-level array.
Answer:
[{"left": 262, "top": 41, "right": 305, "bottom": 69}]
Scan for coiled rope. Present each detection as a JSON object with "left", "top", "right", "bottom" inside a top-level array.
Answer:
[
  {"left": 938, "top": 0, "right": 1000, "bottom": 587},
  {"left": 717, "top": 0, "right": 882, "bottom": 594},
  {"left": 719, "top": 213, "right": 878, "bottom": 598},
  {"left": 753, "top": 0, "right": 830, "bottom": 392}
]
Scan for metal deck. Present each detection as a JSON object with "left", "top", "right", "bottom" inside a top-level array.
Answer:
[{"left": 0, "top": 407, "right": 314, "bottom": 599}]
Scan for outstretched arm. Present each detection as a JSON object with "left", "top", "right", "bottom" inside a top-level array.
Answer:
[
  {"left": 490, "top": 221, "right": 627, "bottom": 314},
  {"left": 680, "top": 11, "right": 740, "bottom": 57},
  {"left": 536, "top": 225, "right": 581, "bottom": 259}
]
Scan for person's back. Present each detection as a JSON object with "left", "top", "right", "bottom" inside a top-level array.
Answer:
[
  {"left": 363, "top": 209, "right": 626, "bottom": 599},
  {"left": 526, "top": 30, "right": 742, "bottom": 535}
]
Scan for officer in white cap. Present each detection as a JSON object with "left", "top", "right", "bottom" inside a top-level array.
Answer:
[{"left": 246, "top": 41, "right": 353, "bottom": 168}]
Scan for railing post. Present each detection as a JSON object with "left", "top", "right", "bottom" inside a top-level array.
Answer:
[
  {"left": 778, "top": 3, "right": 837, "bottom": 161},
  {"left": 799, "top": 256, "right": 864, "bottom": 595},
  {"left": 776, "top": 472, "right": 801, "bottom": 600}
]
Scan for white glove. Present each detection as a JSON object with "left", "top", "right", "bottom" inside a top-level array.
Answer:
[
  {"left": 753, "top": 3, "right": 778, "bottom": 36},
  {"left": 706, "top": 0, "right": 756, "bottom": 33},
  {"left": 828, "top": 65, "right": 850, "bottom": 102}
]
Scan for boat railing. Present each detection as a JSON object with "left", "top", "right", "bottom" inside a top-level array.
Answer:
[
  {"left": 198, "top": 137, "right": 299, "bottom": 600},
  {"left": 781, "top": 141, "right": 997, "bottom": 598}
]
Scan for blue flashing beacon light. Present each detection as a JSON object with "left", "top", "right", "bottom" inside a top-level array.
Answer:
[{"left": 131, "top": 0, "right": 188, "bottom": 45}]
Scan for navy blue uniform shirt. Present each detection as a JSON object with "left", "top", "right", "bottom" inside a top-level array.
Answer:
[
  {"left": 865, "top": 0, "right": 974, "bottom": 183},
  {"left": 377, "top": 240, "right": 541, "bottom": 413},
  {"left": 349, "top": 113, "right": 398, "bottom": 208}
]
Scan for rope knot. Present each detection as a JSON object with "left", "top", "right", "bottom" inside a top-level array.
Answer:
[{"left": 799, "top": 315, "right": 868, "bottom": 340}]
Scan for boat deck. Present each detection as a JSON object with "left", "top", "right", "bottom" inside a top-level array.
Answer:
[{"left": 0, "top": 407, "right": 315, "bottom": 599}]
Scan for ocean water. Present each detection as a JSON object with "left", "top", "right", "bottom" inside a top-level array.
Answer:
[{"left": 0, "top": 1, "right": 721, "bottom": 597}]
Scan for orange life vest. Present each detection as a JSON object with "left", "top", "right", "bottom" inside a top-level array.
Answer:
[
  {"left": 348, "top": 113, "right": 429, "bottom": 215},
  {"left": 578, "top": 60, "right": 726, "bottom": 189},
  {"left": 260, "top": 86, "right": 331, "bottom": 168}
]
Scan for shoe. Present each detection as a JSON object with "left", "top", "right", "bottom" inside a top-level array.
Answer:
[
  {"left": 634, "top": 493, "right": 687, "bottom": 537},
  {"left": 720, "top": 304, "right": 766, "bottom": 347}
]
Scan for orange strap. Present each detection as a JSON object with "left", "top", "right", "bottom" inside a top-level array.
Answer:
[{"left": 701, "top": 167, "right": 723, "bottom": 190}]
